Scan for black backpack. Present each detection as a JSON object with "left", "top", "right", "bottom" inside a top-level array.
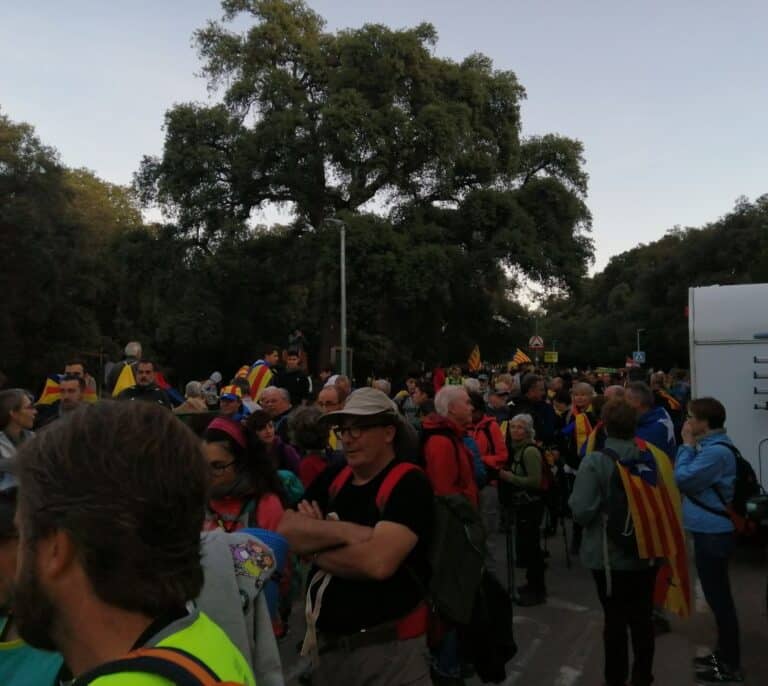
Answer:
[
  {"left": 601, "top": 448, "right": 638, "bottom": 554},
  {"left": 688, "top": 442, "right": 761, "bottom": 534}
]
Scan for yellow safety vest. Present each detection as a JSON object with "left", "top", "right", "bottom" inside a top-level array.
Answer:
[{"left": 87, "top": 612, "right": 255, "bottom": 685}]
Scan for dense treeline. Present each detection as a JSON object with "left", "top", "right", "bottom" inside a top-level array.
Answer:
[
  {"left": 540, "top": 195, "right": 768, "bottom": 370},
  {"left": 0, "top": 0, "right": 593, "bottom": 388},
  {"left": 5, "top": 1, "right": 763, "bottom": 390}
]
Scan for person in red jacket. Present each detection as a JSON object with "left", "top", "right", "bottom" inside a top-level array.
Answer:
[
  {"left": 421, "top": 386, "right": 478, "bottom": 506},
  {"left": 468, "top": 392, "right": 508, "bottom": 471}
]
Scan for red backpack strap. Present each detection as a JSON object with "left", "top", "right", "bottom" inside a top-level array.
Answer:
[
  {"left": 375, "top": 463, "right": 420, "bottom": 512},
  {"left": 328, "top": 465, "right": 354, "bottom": 501}
]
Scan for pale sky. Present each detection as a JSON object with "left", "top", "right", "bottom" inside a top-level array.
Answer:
[{"left": 2, "top": 1, "right": 767, "bottom": 270}]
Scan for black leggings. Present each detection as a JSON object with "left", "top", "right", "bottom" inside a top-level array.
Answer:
[
  {"left": 592, "top": 566, "right": 657, "bottom": 686},
  {"left": 513, "top": 501, "right": 546, "bottom": 593}
]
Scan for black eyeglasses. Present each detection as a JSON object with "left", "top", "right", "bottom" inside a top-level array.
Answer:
[
  {"left": 209, "top": 460, "right": 236, "bottom": 473},
  {"left": 334, "top": 422, "right": 392, "bottom": 439}
]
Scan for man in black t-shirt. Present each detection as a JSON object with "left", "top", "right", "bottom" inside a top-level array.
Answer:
[
  {"left": 278, "top": 388, "right": 433, "bottom": 686},
  {"left": 273, "top": 350, "right": 310, "bottom": 406}
]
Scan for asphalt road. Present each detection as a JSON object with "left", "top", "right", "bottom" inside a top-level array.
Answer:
[{"left": 279, "top": 521, "right": 768, "bottom": 685}]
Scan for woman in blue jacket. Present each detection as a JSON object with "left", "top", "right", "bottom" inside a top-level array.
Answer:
[{"left": 674, "top": 397, "right": 742, "bottom": 684}]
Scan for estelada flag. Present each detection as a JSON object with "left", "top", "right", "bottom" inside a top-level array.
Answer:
[
  {"left": 83, "top": 386, "right": 98, "bottom": 403},
  {"left": 512, "top": 348, "right": 532, "bottom": 365},
  {"left": 467, "top": 345, "right": 482, "bottom": 373},
  {"left": 614, "top": 437, "right": 691, "bottom": 617},
  {"left": 155, "top": 371, "right": 184, "bottom": 406},
  {"left": 111, "top": 364, "right": 136, "bottom": 397},
  {"left": 36, "top": 376, "right": 61, "bottom": 405},
  {"left": 247, "top": 360, "right": 274, "bottom": 400}
]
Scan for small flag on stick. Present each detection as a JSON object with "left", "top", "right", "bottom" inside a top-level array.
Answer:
[{"left": 467, "top": 345, "right": 482, "bottom": 372}]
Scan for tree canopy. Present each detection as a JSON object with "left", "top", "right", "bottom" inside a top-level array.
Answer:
[
  {"left": 131, "top": 0, "right": 593, "bottom": 376},
  {"left": 540, "top": 195, "right": 768, "bottom": 369}
]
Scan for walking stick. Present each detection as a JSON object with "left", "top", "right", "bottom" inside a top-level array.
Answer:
[{"left": 562, "top": 513, "right": 572, "bottom": 569}]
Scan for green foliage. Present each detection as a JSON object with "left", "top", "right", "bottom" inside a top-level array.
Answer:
[
  {"left": 0, "top": 113, "right": 128, "bottom": 384},
  {"left": 1, "top": 2, "right": 595, "bottom": 386},
  {"left": 541, "top": 196, "right": 768, "bottom": 369},
  {"left": 131, "top": 0, "right": 592, "bottom": 374}
]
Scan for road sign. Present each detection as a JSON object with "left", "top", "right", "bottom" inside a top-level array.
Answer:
[
  {"left": 529, "top": 335, "right": 544, "bottom": 350},
  {"left": 544, "top": 351, "right": 559, "bottom": 363},
  {"left": 633, "top": 351, "right": 646, "bottom": 365}
]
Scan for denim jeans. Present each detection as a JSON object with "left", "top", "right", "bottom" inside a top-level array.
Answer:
[{"left": 692, "top": 531, "right": 740, "bottom": 669}]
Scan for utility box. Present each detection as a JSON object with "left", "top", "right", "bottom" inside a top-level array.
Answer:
[{"left": 689, "top": 284, "right": 768, "bottom": 485}]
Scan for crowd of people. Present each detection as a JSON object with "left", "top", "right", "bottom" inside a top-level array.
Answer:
[{"left": 0, "top": 341, "right": 749, "bottom": 686}]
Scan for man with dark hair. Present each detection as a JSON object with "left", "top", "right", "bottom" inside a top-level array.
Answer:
[
  {"left": 36, "top": 376, "right": 87, "bottom": 429},
  {"left": 674, "top": 397, "right": 743, "bottom": 684},
  {"left": 63, "top": 359, "right": 97, "bottom": 396},
  {"left": 625, "top": 381, "right": 676, "bottom": 460},
  {"left": 116, "top": 360, "right": 172, "bottom": 409},
  {"left": 14, "top": 402, "right": 255, "bottom": 685},
  {"left": 59, "top": 375, "right": 85, "bottom": 413},
  {"left": 274, "top": 350, "right": 311, "bottom": 406},
  {"left": 514, "top": 373, "right": 556, "bottom": 447}
]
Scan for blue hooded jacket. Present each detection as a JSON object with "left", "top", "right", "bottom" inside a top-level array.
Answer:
[
  {"left": 636, "top": 406, "right": 676, "bottom": 460},
  {"left": 674, "top": 430, "right": 737, "bottom": 534}
]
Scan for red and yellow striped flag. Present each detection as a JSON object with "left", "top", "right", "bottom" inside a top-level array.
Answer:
[
  {"left": 512, "top": 348, "right": 531, "bottom": 365},
  {"left": 615, "top": 438, "right": 691, "bottom": 617},
  {"left": 247, "top": 362, "right": 273, "bottom": 400},
  {"left": 467, "top": 345, "right": 482, "bottom": 373},
  {"left": 36, "top": 376, "right": 61, "bottom": 405}
]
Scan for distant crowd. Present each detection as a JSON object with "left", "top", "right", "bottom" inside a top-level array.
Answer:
[{"left": 0, "top": 340, "right": 748, "bottom": 686}]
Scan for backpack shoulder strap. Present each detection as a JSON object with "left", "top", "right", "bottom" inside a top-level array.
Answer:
[
  {"left": 701, "top": 441, "right": 741, "bottom": 507},
  {"left": 77, "top": 646, "right": 230, "bottom": 686},
  {"left": 328, "top": 465, "right": 354, "bottom": 501},
  {"left": 601, "top": 447, "right": 621, "bottom": 462},
  {"left": 709, "top": 441, "right": 741, "bottom": 461},
  {"left": 375, "top": 463, "right": 420, "bottom": 512}
]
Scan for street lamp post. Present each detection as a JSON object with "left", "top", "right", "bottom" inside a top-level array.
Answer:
[
  {"left": 325, "top": 218, "right": 348, "bottom": 377},
  {"left": 636, "top": 328, "right": 645, "bottom": 355}
]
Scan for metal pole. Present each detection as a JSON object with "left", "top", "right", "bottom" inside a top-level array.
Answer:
[{"left": 340, "top": 222, "right": 348, "bottom": 378}]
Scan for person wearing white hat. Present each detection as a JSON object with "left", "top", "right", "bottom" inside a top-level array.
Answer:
[{"left": 279, "top": 388, "right": 432, "bottom": 686}]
